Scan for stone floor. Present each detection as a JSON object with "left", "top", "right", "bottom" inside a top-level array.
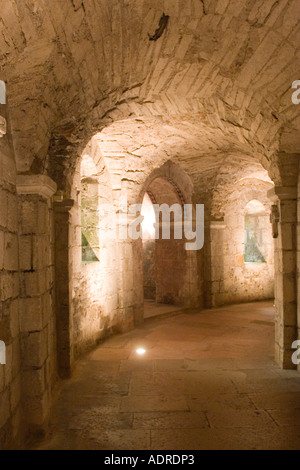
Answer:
[{"left": 35, "top": 301, "right": 300, "bottom": 450}]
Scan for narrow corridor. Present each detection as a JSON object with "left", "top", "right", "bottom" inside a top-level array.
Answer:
[{"left": 35, "top": 302, "right": 300, "bottom": 450}]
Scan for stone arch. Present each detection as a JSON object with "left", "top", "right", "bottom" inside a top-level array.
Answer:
[
  {"left": 45, "top": 110, "right": 286, "bottom": 214},
  {"left": 136, "top": 160, "right": 202, "bottom": 311},
  {"left": 54, "top": 133, "right": 120, "bottom": 376},
  {"left": 208, "top": 176, "right": 274, "bottom": 307},
  {"left": 71, "top": 147, "right": 119, "bottom": 358},
  {"left": 210, "top": 156, "right": 274, "bottom": 220},
  {"left": 137, "top": 160, "right": 194, "bottom": 207},
  {"left": 1, "top": 0, "right": 299, "bottom": 177}
]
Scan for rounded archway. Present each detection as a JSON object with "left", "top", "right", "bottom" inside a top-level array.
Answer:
[
  {"left": 64, "top": 137, "right": 120, "bottom": 361},
  {"left": 221, "top": 178, "right": 275, "bottom": 305},
  {"left": 138, "top": 162, "right": 202, "bottom": 318},
  {"left": 244, "top": 200, "right": 270, "bottom": 264}
]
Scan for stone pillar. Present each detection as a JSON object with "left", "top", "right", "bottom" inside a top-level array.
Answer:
[
  {"left": 117, "top": 213, "right": 144, "bottom": 328},
  {"left": 0, "top": 125, "right": 21, "bottom": 447},
  {"left": 268, "top": 186, "right": 298, "bottom": 369},
  {"left": 17, "top": 175, "right": 57, "bottom": 435},
  {"left": 208, "top": 220, "right": 226, "bottom": 307},
  {"left": 184, "top": 249, "right": 201, "bottom": 309},
  {"left": 53, "top": 198, "right": 74, "bottom": 379}
]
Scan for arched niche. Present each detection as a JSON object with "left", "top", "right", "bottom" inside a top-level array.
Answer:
[
  {"left": 220, "top": 179, "right": 275, "bottom": 305},
  {"left": 81, "top": 154, "right": 100, "bottom": 264},
  {"left": 69, "top": 143, "right": 119, "bottom": 358},
  {"left": 244, "top": 200, "right": 268, "bottom": 264},
  {"left": 138, "top": 162, "right": 202, "bottom": 313}
]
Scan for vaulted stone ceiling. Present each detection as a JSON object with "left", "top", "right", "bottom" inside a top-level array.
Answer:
[
  {"left": 91, "top": 117, "right": 272, "bottom": 197},
  {"left": 1, "top": 0, "right": 299, "bottom": 187}
]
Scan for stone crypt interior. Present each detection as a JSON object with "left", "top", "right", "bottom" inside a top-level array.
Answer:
[{"left": 0, "top": 0, "right": 300, "bottom": 450}]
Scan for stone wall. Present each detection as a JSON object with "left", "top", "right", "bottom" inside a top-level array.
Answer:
[
  {"left": 17, "top": 176, "right": 57, "bottom": 437},
  {"left": 156, "top": 237, "right": 188, "bottom": 305},
  {"left": 143, "top": 223, "right": 202, "bottom": 308},
  {"left": 70, "top": 153, "right": 127, "bottom": 358},
  {"left": 0, "top": 105, "right": 22, "bottom": 449},
  {"left": 0, "top": 104, "right": 58, "bottom": 449},
  {"left": 210, "top": 179, "right": 275, "bottom": 306},
  {"left": 72, "top": 240, "right": 121, "bottom": 358}
]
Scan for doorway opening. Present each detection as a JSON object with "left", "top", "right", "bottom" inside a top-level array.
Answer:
[{"left": 141, "top": 174, "right": 193, "bottom": 319}]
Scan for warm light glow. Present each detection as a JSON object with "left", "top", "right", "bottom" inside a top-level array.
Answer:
[
  {"left": 141, "top": 193, "right": 156, "bottom": 240},
  {"left": 136, "top": 348, "right": 146, "bottom": 356},
  {"left": 244, "top": 199, "right": 266, "bottom": 215}
]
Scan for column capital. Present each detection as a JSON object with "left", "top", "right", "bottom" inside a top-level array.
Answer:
[
  {"left": 210, "top": 219, "right": 226, "bottom": 229},
  {"left": 16, "top": 174, "right": 57, "bottom": 199},
  {"left": 53, "top": 199, "right": 74, "bottom": 213},
  {"left": 267, "top": 186, "right": 297, "bottom": 202}
]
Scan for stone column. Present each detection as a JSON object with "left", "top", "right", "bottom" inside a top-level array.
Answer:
[
  {"left": 53, "top": 198, "right": 74, "bottom": 379},
  {"left": 208, "top": 219, "right": 226, "bottom": 307},
  {"left": 268, "top": 186, "right": 298, "bottom": 369},
  {"left": 0, "top": 123, "right": 21, "bottom": 447},
  {"left": 117, "top": 212, "right": 144, "bottom": 328},
  {"left": 17, "top": 174, "right": 57, "bottom": 434}
]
